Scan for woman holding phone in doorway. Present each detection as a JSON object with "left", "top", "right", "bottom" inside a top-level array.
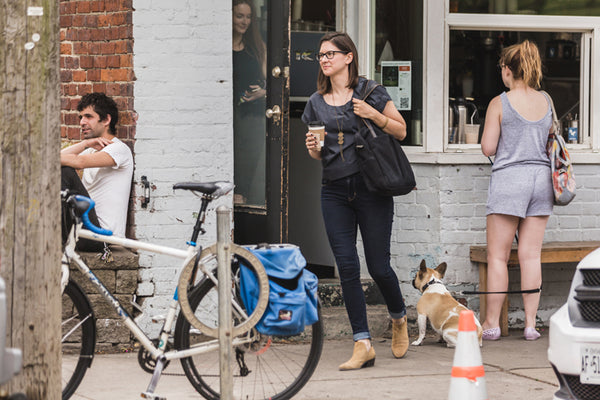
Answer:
[{"left": 232, "top": 0, "right": 267, "bottom": 206}]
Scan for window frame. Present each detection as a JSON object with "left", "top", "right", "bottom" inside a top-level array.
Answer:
[{"left": 359, "top": 0, "right": 600, "bottom": 163}]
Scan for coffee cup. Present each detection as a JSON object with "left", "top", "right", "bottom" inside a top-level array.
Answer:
[{"left": 308, "top": 123, "right": 325, "bottom": 147}]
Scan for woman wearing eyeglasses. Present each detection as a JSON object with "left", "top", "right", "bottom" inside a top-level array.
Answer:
[
  {"left": 480, "top": 40, "right": 553, "bottom": 341},
  {"left": 301, "top": 32, "right": 409, "bottom": 371}
]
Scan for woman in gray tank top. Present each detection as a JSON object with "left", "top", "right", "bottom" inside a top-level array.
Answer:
[{"left": 480, "top": 40, "right": 554, "bottom": 342}]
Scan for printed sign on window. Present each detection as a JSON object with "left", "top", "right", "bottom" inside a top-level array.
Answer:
[{"left": 381, "top": 61, "right": 411, "bottom": 111}]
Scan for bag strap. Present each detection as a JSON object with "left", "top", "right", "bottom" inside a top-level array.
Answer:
[
  {"left": 360, "top": 117, "right": 377, "bottom": 138},
  {"left": 542, "top": 90, "right": 572, "bottom": 166},
  {"left": 359, "top": 80, "right": 382, "bottom": 138},
  {"left": 540, "top": 90, "right": 560, "bottom": 136},
  {"left": 361, "top": 79, "right": 380, "bottom": 101}
]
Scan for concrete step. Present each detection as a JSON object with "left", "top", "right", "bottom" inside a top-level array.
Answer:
[
  {"left": 321, "top": 305, "right": 392, "bottom": 340},
  {"left": 318, "top": 278, "right": 386, "bottom": 307},
  {"left": 317, "top": 279, "right": 420, "bottom": 340}
]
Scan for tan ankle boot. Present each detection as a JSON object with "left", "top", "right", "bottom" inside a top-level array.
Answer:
[
  {"left": 392, "top": 316, "right": 409, "bottom": 358},
  {"left": 338, "top": 341, "right": 376, "bottom": 371}
]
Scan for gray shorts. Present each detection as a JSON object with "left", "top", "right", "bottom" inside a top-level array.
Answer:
[{"left": 486, "top": 164, "right": 553, "bottom": 218}]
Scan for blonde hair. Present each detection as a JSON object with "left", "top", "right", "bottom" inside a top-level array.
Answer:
[{"left": 500, "top": 40, "right": 542, "bottom": 89}]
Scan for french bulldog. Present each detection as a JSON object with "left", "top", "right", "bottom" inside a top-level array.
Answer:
[{"left": 411, "top": 260, "right": 482, "bottom": 347}]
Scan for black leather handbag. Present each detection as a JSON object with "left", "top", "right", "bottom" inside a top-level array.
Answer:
[{"left": 354, "top": 80, "right": 416, "bottom": 196}]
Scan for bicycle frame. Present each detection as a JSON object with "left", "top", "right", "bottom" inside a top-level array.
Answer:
[{"left": 62, "top": 223, "right": 256, "bottom": 363}]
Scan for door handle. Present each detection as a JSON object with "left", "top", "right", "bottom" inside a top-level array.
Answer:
[
  {"left": 272, "top": 66, "right": 281, "bottom": 78},
  {"left": 271, "top": 66, "right": 289, "bottom": 79},
  {"left": 265, "top": 105, "right": 281, "bottom": 122}
]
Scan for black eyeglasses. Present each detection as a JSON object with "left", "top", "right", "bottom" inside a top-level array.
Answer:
[{"left": 316, "top": 50, "right": 349, "bottom": 61}]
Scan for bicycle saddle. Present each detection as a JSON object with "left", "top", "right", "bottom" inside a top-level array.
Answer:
[{"left": 173, "top": 181, "right": 234, "bottom": 198}]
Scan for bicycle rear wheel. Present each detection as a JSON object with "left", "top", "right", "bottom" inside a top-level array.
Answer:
[
  {"left": 174, "top": 270, "right": 324, "bottom": 400},
  {"left": 62, "top": 279, "right": 96, "bottom": 400}
]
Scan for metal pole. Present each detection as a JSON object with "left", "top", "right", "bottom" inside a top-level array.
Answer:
[{"left": 216, "top": 206, "right": 233, "bottom": 400}]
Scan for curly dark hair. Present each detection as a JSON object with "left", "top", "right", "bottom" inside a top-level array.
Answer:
[{"left": 77, "top": 93, "right": 119, "bottom": 135}]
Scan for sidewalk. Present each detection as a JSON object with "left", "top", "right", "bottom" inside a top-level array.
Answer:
[{"left": 72, "top": 331, "right": 557, "bottom": 400}]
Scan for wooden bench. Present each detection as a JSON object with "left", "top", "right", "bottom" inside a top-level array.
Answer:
[{"left": 470, "top": 241, "right": 600, "bottom": 336}]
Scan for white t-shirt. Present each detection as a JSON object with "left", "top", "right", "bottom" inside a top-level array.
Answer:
[{"left": 81, "top": 138, "right": 133, "bottom": 237}]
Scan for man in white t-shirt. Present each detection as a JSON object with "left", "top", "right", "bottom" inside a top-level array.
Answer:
[{"left": 61, "top": 93, "right": 133, "bottom": 250}]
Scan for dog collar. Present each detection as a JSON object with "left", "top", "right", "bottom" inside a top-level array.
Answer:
[{"left": 422, "top": 278, "right": 443, "bottom": 292}]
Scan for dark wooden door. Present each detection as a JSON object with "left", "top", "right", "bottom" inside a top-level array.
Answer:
[{"left": 234, "top": 0, "right": 290, "bottom": 244}]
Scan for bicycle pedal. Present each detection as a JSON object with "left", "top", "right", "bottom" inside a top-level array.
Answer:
[
  {"left": 140, "top": 392, "right": 166, "bottom": 400},
  {"left": 151, "top": 314, "right": 166, "bottom": 323}
]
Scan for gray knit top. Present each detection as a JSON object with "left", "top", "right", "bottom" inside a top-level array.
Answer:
[{"left": 492, "top": 91, "right": 553, "bottom": 172}]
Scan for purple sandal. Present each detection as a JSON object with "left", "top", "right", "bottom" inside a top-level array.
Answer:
[
  {"left": 524, "top": 327, "right": 541, "bottom": 341},
  {"left": 482, "top": 327, "right": 501, "bottom": 341}
]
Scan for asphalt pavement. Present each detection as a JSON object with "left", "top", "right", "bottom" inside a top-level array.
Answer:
[{"left": 71, "top": 329, "right": 557, "bottom": 400}]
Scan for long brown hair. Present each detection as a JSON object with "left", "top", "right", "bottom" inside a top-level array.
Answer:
[
  {"left": 233, "top": 0, "right": 265, "bottom": 78},
  {"left": 316, "top": 32, "right": 359, "bottom": 94},
  {"left": 500, "top": 40, "right": 543, "bottom": 89}
]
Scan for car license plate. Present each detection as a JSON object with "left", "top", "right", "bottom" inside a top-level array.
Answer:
[{"left": 581, "top": 346, "right": 600, "bottom": 384}]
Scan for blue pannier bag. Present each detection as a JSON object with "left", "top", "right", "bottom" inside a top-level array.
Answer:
[{"left": 239, "top": 244, "right": 319, "bottom": 336}]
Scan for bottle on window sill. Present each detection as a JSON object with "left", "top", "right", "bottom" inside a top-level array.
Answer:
[
  {"left": 568, "top": 115, "right": 578, "bottom": 144},
  {"left": 562, "top": 113, "right": 572, "bottom": 142}
]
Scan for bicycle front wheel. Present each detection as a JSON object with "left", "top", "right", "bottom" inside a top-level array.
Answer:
[
  {"left": 62, "top": 280, "right": 96, "bottom": 400},
  {"left": 174, "top": 274, "right": 324, "bottom": 400}
]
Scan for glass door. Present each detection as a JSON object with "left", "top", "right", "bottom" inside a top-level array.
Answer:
[{"left": 233, "top": 0, "right": 290, "bottom": 244}]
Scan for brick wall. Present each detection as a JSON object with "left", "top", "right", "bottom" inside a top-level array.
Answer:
[
  {"left": 60, "top": 0, "right": 137, "bottom": 349},
  {"left": 70, "top": 247, "right": 139, "bottom": 352},
  {"left": 60, "top": 2, "right": 600, "bottom": 336},
  {"left": 59, "top": 0, "right": 136, "bottom": 142}
]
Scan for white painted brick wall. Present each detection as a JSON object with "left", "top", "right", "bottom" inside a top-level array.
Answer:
[{"left": 133, "top": 1, "right": 232, "bottom": 336}]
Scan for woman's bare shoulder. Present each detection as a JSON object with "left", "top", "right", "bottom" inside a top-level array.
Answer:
[{"left": 487, "top": 95, "right": 502, "bottom": 110}]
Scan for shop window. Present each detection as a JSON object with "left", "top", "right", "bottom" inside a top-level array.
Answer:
[
  {"left": 448, "top": 30, "right": 585, "bottom": 148},
  {"left": 450, "top": 0, "right": 600, "bottom": 16},
  {"left": 372, "top": 0, "right": 424, "bottom": 146},
  {"left": 441, "top": 5, "right": 600, "bottom": 157}
]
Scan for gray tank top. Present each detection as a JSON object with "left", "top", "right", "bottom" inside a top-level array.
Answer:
[{"left": 492, "top": 92, "right": 552, "bottom": 172}]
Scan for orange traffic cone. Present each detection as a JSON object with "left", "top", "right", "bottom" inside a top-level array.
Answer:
[{"left": 448, "top": 310, "right": 488, "bottom": 400}]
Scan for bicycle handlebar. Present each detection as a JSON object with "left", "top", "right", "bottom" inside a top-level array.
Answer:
[{"left": 73, "top": 195, "right": 113, "bottom": 236}]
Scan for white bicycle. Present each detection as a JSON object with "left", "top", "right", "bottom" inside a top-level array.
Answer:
[{"left": 60, "top": 181, "right": 323, "bottom": 400}]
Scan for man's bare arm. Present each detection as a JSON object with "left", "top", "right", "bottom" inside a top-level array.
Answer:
[
  {"left": 61, "top": 137, "right": 114, "bottom": 155},
  {"left": 61, "top": 151, "right": 116, "bottom": 169},
  {"left": 61, "top": 137, "right": 117, "bottom": 168}
]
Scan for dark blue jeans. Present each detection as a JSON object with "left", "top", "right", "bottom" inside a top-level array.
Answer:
[{"left": 321, "top": 173, "right": 406, "bottom": 341}]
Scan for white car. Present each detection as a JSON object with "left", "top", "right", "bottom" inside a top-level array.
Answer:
[{"left": 548, "top": 247, "right": 600, "bottom": 400}]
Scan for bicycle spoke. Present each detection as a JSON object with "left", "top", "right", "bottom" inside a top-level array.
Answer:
[{"left": 62, "top": 313, "right": 92, "bottom": 342}]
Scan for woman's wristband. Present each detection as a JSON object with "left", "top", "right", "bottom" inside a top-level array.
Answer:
[{"left": 380, "top": 116, "right": 389, "bottom": 130}]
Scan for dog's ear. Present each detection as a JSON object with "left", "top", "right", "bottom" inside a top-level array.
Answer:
[
  {"left": 419, "top": 259, "right": 427, "bottom": 272},
  {"left": 435, "top": 262, "right": 447, "bottom": 278}
]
